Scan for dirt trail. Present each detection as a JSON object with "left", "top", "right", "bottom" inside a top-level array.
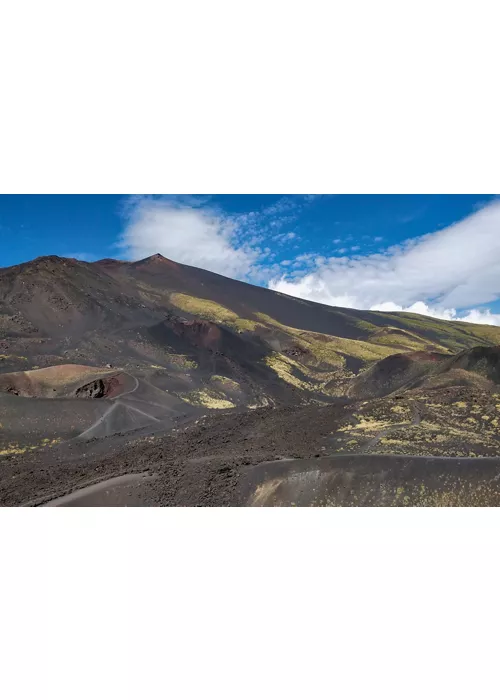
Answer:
[
  {"left": 113, "top": 372, "right": 139, "bottom": 399},
  {"left": 76, "top": 372, "right": 153, "bottom": 439},
  {"left": 42, "top": 473, "right": 154, "bottom": 507},
  {"left": 40, "top": 451, "right": 500, "bottom": 507},
  {"left": 77, "top": 401, "right": 117, "bottom": 439}
]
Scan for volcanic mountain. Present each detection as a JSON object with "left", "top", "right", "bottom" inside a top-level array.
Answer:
[
  {"left": 3, "top": 253, "right": 500, "bottom": 506},
  {"left": 2, "top": 253, "right": 500, "bottom": 374}
]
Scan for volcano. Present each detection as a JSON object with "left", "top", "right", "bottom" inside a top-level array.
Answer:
[{"left": 3, "top": 254, "right": 500, "bottom": 506}]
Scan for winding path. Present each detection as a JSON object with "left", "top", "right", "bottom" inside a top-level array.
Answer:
[
  {"left": 77, "top": 372, "right": 162, "bottom": 439},
  {"left": 112, "top": 372, "right": 139, "bottom": 399}
]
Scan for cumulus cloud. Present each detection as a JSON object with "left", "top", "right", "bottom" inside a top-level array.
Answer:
[
  {"left": 370, "top": 301, "right": 500, "bottom": 325},
  {"left": 117, "top": 195, "right": 317, "bottom": 280},
  {"left": 118, "top": 197, "right": 261, "bottom": 278},
  {"left": 270, "top": 200, "right": 500, "bottom": 326}
]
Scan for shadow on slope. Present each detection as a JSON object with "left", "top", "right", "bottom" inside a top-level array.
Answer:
[{"left": 349, "top": 346, "right": 500, "bottom": 399}]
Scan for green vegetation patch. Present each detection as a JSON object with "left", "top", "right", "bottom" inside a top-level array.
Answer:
[
  {"left": 179, "top": 388, "right": 236, "bottom": 409},
  {"left": 353, "top": 388, "right": 500, "bottom": 457},
  {"left": 367, "top": 327, "right": 449, "bottom": 353},
  {"left": 247, "top": 396, "right": 272, "bottom": 409},
  {"left": 0, "top": 437, "right": 62, "bottom": 458},
  {"left": 255, "top": 312, "right": 396, "bottom": 366},
  {"left": 265, "top": 353, "right": 315, "bottom": 391},
  {"left": 165, "top": 354, "right": 198, "bottom": 369},
  {"left": 210, "top": 375, "right": 240, "bottom": 391},
  {"left": 370, "top": 311, "right": 500, "bottom": 352},
  {"left": 328, "top": 336, "right": 395, "bottom": 362},
  {"left": 170, "top": 293, "right": 259, "bottom": 332},
  {"left": 264, "top": 351, "right": 351, "bottom": 395}
]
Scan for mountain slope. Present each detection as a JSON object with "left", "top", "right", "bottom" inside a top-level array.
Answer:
[
  {"left": 349, "top": 345, "right": 500, "bottom": 399},
  {"left": 5, "top": 254, "right": 500, "bottom": 505},
  {"left": 2, "top": 254, "right": 500, "bottom": 402}
]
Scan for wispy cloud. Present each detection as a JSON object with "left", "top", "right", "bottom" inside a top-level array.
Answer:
[
  {"left": 117, "top": 197, "right": 261, "bottom": 278},
  {"left": 272, "top": 231, "right": 297, "bottom": 244},
  {"left": 117, "top": 195, "right": 314, "bottom": 279},
  {"left": 116, "top": 195, "right": 500, "bottom": 327},
  {"left": 269, "top": 200, "right": 500, "bottom": 326},
  {"left": 262, "top": 197, "right": 299, "bottom": 216}
]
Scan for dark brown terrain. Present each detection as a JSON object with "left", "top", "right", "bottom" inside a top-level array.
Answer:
[{"left": 3, "top": 254, "right": 500, "bottom": 506}]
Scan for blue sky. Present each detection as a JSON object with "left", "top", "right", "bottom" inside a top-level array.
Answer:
[{"left": 2, "top": 194, "right": 500, "bottom": 324}]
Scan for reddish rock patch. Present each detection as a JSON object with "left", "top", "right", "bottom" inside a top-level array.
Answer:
[{"left": 174, "top": 318, "right": 222, "bottom": 350}]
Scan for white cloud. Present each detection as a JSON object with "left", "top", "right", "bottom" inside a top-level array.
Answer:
[
  {"left": 117, "top": 196, "right": 313, "bottom": 279},
  {"left": 118, "top": 197, "right": 260, "bottom": 278},
  {"left": 461, "top": 308, "right": 500, "bottom": 325},
  {"left": 117, "top": 196, "right": 500, "bottom": 327},
  {"left": 269, "top": 201, "right": 500, "bottom": 326},
  {"left": 272, "top": 231, "right": 297, "bottom": 244},
  {"left": 263, "top": 197, "right": 298, "bottom": 216},
  {"left": 369, "top": 301, "right": 500, "bottom": 326}
]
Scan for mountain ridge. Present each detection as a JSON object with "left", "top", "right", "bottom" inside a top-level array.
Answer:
[{"left": 2, "top": 253, "right": 500, "bottom": 391}]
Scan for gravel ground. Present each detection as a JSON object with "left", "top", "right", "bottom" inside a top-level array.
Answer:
[
  {"left": 0, "top": 403, "right": 349, "bottom": 506},
  {"left": 4, "top": 399, "right": 500, "bottom": 507}
]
